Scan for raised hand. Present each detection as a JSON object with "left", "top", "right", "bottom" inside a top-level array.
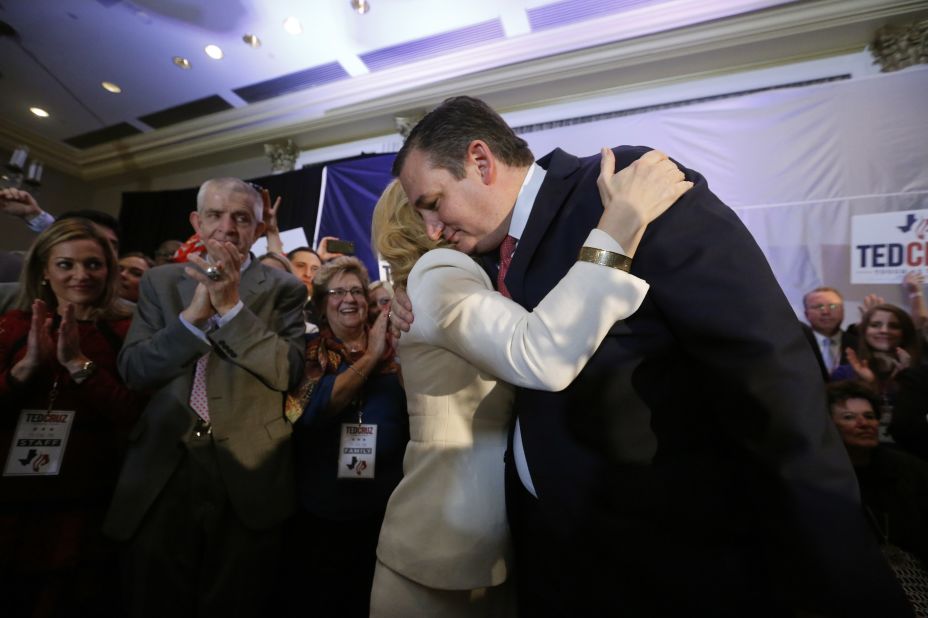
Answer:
[
  {"left": 186, "top": 240, "right": 242, "bottom": 316},
  {"left": 858, "top": 293, "right": 885, "bottom": 318},
  {"left": 0, "top": 188, "right": 42, "bottom": 220},
  {"left": 903, "top": 270, "right": 924, "bottom": 294},
  {"left": 596, "top": 148, "right": 693, "bottom": 257},
  {"left": 264, "top": 195, "right": 285, "bottom": 254},
  {"left": 57, "top": 303, "right": 91, "bottom": 374},
  {"left": 180, "top": 281, "right": 215, "bottom": 327},
  {"left": 845, "top": 347, "right": 876, "bottom": 384},
  {"left": 11, "top": 299, "right": 56, "bottom": 383},
  {"left": 366, "top": 304, "right": 390, "bottom": 361},
  {"left": 317, "top": 236, "right": 344, "bottom": 261},
  {"left": 893, "top": 347, "right": 912, "bottom": 375}
]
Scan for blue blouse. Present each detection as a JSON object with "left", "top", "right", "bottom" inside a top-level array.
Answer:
[{"left": 292, "top": 351, "right": 408, "bottom": 521}]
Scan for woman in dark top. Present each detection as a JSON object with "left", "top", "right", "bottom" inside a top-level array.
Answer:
[
  {"left": 827, "top": 381, "right": 928, "bottom": 564},
  {"left": 285, "top": 256, "right": 408, "bottom": 618},
  {"left": 833, "top": 303, "right": 925, "bottom": 445},
  {"left": 0, "top": 218, "right": 145, "bottom": 617}
]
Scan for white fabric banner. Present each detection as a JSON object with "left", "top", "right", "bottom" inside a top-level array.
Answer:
[{"left": 521, "top": 66, "right": 928, "bottom": 325}]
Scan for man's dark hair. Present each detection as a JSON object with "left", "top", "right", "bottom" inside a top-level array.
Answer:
[
  {"left": 286, "top": 246, "right": 321, "bottom": 262},
  {"left": 59, "top": 209, "right": 119, "bottom": 235},
  {"left": 120, "top": 251, "right": 155, "bottom": 268},
  {"left": 392, "top": 96, "right": 534, "bottom": 179},
  {"left": 826, "top": 380, "right": 881, "bottom": 414}
]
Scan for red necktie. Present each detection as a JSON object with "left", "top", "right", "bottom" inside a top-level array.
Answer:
[{"left": 497, "top": 235, "right": 517, "bottom": 299}]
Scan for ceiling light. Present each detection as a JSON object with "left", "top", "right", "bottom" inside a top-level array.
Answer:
[
  {"left": 243, "top": 33, "right": 261, "bottom": 48},
  {"left": 29, "top": 107, "right": 49, "bottom": 118},
  {"left": 101, "top": 81, "right": 122, "bottom": 93},
  {"left": 283, "top": 16, "right": 302, "bottom": 35},
  {"left": 173, "top": 56, "right": 192, "bottom": 69},
  {"left": 204, "top": 44, "right": 223, "bottom": 60},
  {"left": 350, "top": 0, "right": 370, "bottom": 14}
]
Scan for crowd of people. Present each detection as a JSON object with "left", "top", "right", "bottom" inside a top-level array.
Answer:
[{"left": 0, "top": 95, "right": 926, "bottom": 618}]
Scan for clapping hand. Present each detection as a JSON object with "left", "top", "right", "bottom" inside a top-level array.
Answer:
[
  {"left": 185, "top": 240, "right": 242, "bottom": 317},
  {"left": 57, "top": 303, "right": 91, "bottom": 375},
  {"left": 10, "top": 299, "right": 56, "bottom": 383}
]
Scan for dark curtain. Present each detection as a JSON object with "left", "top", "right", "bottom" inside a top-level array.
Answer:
[{"left": 118, "top": 153, "right": 385, "bottom": 257}]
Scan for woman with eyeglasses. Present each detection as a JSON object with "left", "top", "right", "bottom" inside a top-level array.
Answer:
[{"left": 282, "top": 256, "right": 408, "bottom": 618}]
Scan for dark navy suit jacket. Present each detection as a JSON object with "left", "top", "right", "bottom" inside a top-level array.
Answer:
[{"left": 498, "top": 146, "right": 911, "bottom": 616}]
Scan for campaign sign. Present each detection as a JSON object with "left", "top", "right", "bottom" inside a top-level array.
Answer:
[{"left": 851, "top": 209, "right": 928, "bottom": 284}]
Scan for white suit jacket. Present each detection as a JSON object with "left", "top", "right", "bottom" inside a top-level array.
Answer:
[{"left": 376, "top": 230, "right": 649, "bottom": 590}]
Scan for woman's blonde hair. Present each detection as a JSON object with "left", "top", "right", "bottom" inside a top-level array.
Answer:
[
  {"left": 370, "top": 179, "right": 449, "bottom": 287},
  {"left": 17, "top": 217, "right": 129, "bottom": 320}
]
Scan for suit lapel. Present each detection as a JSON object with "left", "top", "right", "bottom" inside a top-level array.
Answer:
[
  {"left": 239, "top": 255, "right": 267, "bottom": 308},
  {"left": 178, "top": 269, "right": 198, "bottom": 310},
  {"left": 507, "top": 148, "right": 582, "bottom": 305}
]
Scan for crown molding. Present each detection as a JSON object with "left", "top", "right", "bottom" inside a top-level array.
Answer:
[{"left": 2, "top": 0, "right": 923, "bottom": 181}]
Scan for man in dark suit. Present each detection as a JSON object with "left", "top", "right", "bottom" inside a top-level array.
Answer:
[
  {"left": 801, "top": 286, "right": 858, "bottom": 380},
  {"left": 392, "top": 96, "right": 910, "bottom": 616},
  {"left": 103, "top": 178, "right": 306, "bottom": 616}
]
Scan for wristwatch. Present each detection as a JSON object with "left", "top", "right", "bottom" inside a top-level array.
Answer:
[{"left": 70, "top": 360, "right": 97, "bottom": 383}]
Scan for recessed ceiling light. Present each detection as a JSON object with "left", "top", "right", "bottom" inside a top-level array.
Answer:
[
  {"left": 173, "top": 56, "right": 192, "bottom": 69},
  {"left": 101, "top": 81, "right": 122, "bottom": 93},
  {"left": 30, "top": 107, "right": 49, "bottom": 118},
  {"left": 283, "top": 16, "right": 302, "bottom": 35},
  {"left": 350, "top": 0, "right": 370, "bottom": 14},
  {"left": 204, "top": 44, "right": 223, "bottom": 60},
  {"left": 243, "top": 33, "right": 261, "bottom": 48}
]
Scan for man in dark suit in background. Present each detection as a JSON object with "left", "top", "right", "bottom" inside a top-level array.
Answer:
[
  {"left": 802, "top": 286, "right": 858, "bottom": 380},
  {"left": 104, "top": 178, "right": 306, "bottom": 617},
  {"left": 391, "top": 96, "right": 910, "bottom": 617}
]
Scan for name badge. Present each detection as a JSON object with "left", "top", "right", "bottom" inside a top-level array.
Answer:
[
  {"left": 337, "top": 423, "right": 377, "bottom": 479},
  {"left": 3, "top": 409, "right": 76, "bottom": 476}
]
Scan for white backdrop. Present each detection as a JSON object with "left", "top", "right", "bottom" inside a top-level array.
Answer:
[{"left": 520, "top": 66, "right": 928, "bottom": 325}]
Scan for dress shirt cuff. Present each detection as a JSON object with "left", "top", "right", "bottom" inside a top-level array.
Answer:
[
  {"left": 216, "top": 300, "right": 244, "bottom": 326},
  {"left": 514, "top": 418, "right": 539, "bottom": 499},
  {"left": 586, "top": 228, "right": 626, "bottom": 255},
  {"left": 26, "top": 210, "right": 55, "bottom": 232},
  {"left": 179, "top": 312, "right": 211, "bottom": 344}
]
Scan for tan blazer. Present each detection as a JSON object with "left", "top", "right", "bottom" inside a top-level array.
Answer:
[
  {"left": 375, "top": 231, "right": 649, "bottom": 590},
  {"left": 103, "top": 260, "right": 306, "bottom": 541}
]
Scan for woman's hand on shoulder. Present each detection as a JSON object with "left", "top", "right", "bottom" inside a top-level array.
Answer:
[{"left": 595, "top": 147, "right": 693, "bottom": 257}]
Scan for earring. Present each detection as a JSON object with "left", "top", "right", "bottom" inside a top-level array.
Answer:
[{"left": 41, "top": 279, "right": 49, "bottom": 286}]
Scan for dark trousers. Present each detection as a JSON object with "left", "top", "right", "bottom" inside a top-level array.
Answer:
[
  {"left": 280, "top": 507, "right": 385, "bottom": 618},
  {"left": 121, "top": 437, "right": 283, "bottom": 618},
  {"left": 504, "top": 447, "right": 582, "bottom": 618}
]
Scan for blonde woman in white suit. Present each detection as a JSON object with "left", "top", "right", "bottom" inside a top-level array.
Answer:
[{"left": 368, "top": 149, "right": 690, "bottom": 617}]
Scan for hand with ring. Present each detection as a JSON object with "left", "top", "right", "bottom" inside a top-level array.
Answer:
[
  {"left": 206, "top": 265, "right": 223, "bottom": 281},
  {"left": 185, "top": 240, "right": 242, "bottom": 317}
]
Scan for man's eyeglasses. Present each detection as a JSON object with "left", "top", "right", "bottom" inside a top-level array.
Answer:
[
  {"left": 807, "top": 303, "right": 841, "bottom": 312},
  {"left": 327, "top": 287, "right": 366, "bottom": 299}
]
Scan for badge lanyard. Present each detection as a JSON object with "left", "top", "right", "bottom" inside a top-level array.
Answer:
[
  {"left": 4, "top": 377, "right": 76, "bottom": 477},
  {"left": 337, "top": 367, "right": 377, "bottom": 479}
]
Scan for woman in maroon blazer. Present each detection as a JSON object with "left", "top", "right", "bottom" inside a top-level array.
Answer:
[{"left": 0, "top": 218, "right": 145, "bottom": 617}]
